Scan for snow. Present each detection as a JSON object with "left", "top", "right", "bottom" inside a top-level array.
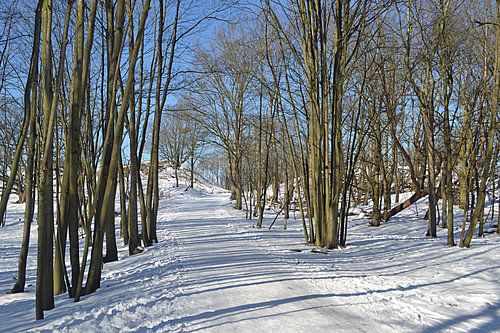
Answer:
[{"left": 0, "top": 171, "right": 499, "bottom": 332}]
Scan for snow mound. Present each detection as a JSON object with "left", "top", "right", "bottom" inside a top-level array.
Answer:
[{"left": 142, "top": 162, "right": 229, "bottom": 200}]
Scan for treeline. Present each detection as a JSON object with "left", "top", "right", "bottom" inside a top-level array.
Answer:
[
  {"left": 0, "top": 0, "right": 498, "bottom": 321},
  {"left": 182, "top": 0, "right": 499, "bottom": 249},
  {"left": 0, "top": 0, "right": 235, "bottom": 320}
]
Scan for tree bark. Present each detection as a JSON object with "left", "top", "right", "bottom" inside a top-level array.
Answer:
[{"left": 36, "top": 0, "right": 56, "bottom": 318}]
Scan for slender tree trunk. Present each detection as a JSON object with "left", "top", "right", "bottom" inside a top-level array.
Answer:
[
  {"left": 9, "top": 0, "right": 42, "bottom": 293},
  {"left": 0, "top": 2, "right": 44, "bottom": 228},
  {"left": 441, "top": 176, "right": 448, "bottom": 228},
  {"left": 423, "top": 103, "right": 437, "bottom": 237},
  {"left": 54, "top": 0, "right": 78, "bottom": 296},
  {"left": 36, "top": 0, "right": 56, "bottom": 318},
  {"left": 119, "top": 155, "right": 129, "bottom": 245},
  {"left": 127, "top": 0, "right": 140, "bottom": 255},
  {"left": 370, "top": 101, "right": 382, "bottom": 227},
  {"left": 462, "top": 0, "right": 500, "bottom": 247},
  {"left": 190, "top": 153, "right": 195, "bottom": 188}
]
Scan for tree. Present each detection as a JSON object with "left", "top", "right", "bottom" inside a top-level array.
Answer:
[
  {"left": 145, "top": 0, "right": 180, "bottom": 245},
  {"left": 159, "top": 110, "right": 191, "bottom": 187},
  {"left": 194, "top": 27, "right": 257, "bottom": 210},
  {"left": 461, "top": 0, "right": 499, "bottom": 247},
  {"left": 10, "top": 0, "right": 42, "bottom": 294},
  {"left": 36, "top": 0, "right": 56, "bottom": 319},
  {"left": 85, "top": 0, "right": 151, "bottom": 295}
]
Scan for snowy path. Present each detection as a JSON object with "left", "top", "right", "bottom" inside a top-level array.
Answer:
[
  {"left": 158, "top": 193, "right": 379, "bottom": 332},
  {"left": 0, "top": 188, "right": 499, "bottom": 332},
  {"left": 149, "top": 192, "right": 500, "bottom": 332}
]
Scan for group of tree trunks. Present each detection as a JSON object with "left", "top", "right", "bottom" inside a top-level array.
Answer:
[{"left": 0, "top": 0, "right": 498, "bottom": 320}]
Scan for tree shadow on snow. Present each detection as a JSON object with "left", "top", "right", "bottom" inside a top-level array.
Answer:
[{"left": 419, "top": 299, "right": 499, "bottom": 333}]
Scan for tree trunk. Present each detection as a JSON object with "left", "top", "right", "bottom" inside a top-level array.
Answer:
[
  {"left": 190, "top": 153, "right": 194, "bottom": 188},
  {"left": 119, "top": 156, "right": 129, "bottom": 245},
  {"left": 36, "top": 0, "right": 55, "bottom": 318},
  {"left": 384, "top": 190, "right": 428, "bottom": 221},
  {"left": 54, "top": 0, "right": 81, "bottom": 296},
  {"left": 127, "top": 1, "right": 140, "bottom": 255},
  {"left": 423, "top": 104, "right": 437, "bottom": 237},
  {"left": 462, "top": 0, "right": 500, "bottom": 247},
  {"left": 10, "top": 0, "right": 42, "bottom": 294},
  {"left": 0, "top": 1, "right": 43, "bottom": 228}
]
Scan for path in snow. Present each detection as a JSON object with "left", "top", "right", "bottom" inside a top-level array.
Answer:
[
  {"left": 0, "top": 188, "right": 499, "bottom": 332},
  {"left": 150, "top": 191, "right": 500, "bottom": 333},
  {"left": 158, "top": 193, "right": 381, "bottom": 332}
]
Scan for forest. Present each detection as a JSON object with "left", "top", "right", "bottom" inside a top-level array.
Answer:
[{"left": 0, "top": 0, "right": 498, "bottom": 327}]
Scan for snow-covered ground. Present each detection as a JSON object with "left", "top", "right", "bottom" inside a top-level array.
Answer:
[{"left": 0, "top": 170, "right": 499, "bottom": 332}]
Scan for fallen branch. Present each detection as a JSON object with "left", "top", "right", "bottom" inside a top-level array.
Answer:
[
  {"left": 268, "top": 206, "right": 285, "bottom": 230},
  {"left": 384, "top": 190, "right": 428, "bottom": 221}
]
